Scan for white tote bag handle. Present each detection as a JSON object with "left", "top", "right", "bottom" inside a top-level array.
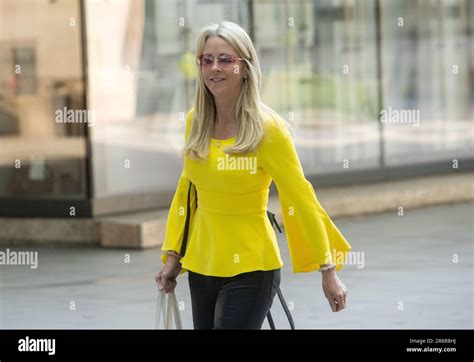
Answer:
[{"left": 155, "top": 290, "right": 183, "bottom": 329}]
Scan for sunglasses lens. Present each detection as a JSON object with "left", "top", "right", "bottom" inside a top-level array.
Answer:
[
  {"left": 218, "top": 56, "right": 233, "bottom": 64},
  {"left": 201, "top": 55, "right": 213, "bottom": 65},
  {"left": 200, "top": 54, "right": 239, "bottom": 66}
]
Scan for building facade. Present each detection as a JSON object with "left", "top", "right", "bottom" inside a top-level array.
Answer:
[{"left": 0, "top": 0, "right": 472, "bottom": 217}]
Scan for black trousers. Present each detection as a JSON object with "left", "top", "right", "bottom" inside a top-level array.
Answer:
[{"left": 188, "top": 268, "right": 281, "bottom": 329}]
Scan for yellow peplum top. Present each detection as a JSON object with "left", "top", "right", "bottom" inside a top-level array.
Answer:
[{"left": 161, "top": 108, "right": 352, "bottom": 277}]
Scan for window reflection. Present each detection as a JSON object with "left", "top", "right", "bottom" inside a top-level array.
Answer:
[
  {"left": 256, "top": 0, "right": 380, "bottom": 173},
  {"left": 0, "top": 0, "right": 87, "bottom": 198},
  {"left": 1, "top": 0, "right": 471, "bottom": 207},
  {"left": 87, "top": 0, "right": 249, "bottom": 198},
  {"left": 381, "top": 0, "right": 473, "bottom": 165}
]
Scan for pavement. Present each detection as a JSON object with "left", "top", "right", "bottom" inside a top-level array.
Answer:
[{"left": 0, "top": 201, "right": 472, "bottom": 329}]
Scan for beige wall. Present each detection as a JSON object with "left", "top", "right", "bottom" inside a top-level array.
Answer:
[
  {"left": 0, "top": 0, "right": 82, "bottom": 81},
  {"left": 0, "top": 0, "right": 85, "bottom": 179}
]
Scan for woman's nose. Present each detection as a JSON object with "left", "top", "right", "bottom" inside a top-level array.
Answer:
[{"left": 211, "top": 59, "right": 221, "bottom": 71}]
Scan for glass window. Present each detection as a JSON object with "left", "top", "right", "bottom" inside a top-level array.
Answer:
[
  {"left": 381, "top": 0, "right": 473, "bottom": 165},
  {"left": 255, "top": 0, "right": 380, "bottom": 175},
  {"left": 86, "top": 0, "right": 249, "bottom": 199},
  {"left": 0, "top": 0, "right": 87, "bottom": 199}
]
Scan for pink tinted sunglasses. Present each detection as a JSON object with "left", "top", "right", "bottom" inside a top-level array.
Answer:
[{"left": 197, "top": 53, "right": 244, "bottom": 67}]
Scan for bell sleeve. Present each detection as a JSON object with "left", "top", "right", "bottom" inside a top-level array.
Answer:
[
  {"left": 259, "top": 117, "right": 352, "bottom": 273},
  {"left": 160, "top": 109, "right": 196, "bottom": 275}
]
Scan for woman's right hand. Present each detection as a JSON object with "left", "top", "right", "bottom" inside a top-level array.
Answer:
[{"left": 155, "top": 255, "right": 182, "bottom": 294}]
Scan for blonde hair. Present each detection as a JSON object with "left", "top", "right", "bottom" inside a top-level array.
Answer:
[{"left": 182, "top": 20, "right": 290, "bottom": 161}]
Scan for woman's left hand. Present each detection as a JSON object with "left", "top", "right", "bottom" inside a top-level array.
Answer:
[{"left": 322, "top": 270, "right": 348, "bottom": 312}]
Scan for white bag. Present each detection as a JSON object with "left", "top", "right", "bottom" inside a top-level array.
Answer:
[{"left": 155, "top": 290, "right": 183, "bottom": 329}]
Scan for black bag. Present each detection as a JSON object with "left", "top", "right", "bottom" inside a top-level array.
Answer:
[{"left": 180, "top": 181, "right": 295, "bottom": 329}]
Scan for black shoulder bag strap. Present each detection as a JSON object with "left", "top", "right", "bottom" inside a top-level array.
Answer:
[
  {"left": 266, "top": 210, "right": 296, "bottom": 330},
  {"left": 179, "top": 180, "right": 195, "bottom": 258}
]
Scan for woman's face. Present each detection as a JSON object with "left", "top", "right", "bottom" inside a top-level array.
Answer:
[{"left": 200, "top": 36, "right": 247, "bottom": 102}]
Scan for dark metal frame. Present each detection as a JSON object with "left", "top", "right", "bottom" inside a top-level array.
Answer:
[
  {"left": 80, "top": 0, "right": 94, "bottom": 202},
  {"left": 375, "top": 0, "right": 385, "bottom": 169}
]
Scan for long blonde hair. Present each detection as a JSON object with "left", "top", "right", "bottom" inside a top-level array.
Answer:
[{"left": 182, "top": 21, "right": 289, "bottom": 161}]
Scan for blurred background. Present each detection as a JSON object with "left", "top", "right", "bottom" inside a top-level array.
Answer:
[
  {"left": 0, "top": 0, "right": 472, "bottom": 216},
  {"left": 0, "top": 0, "right": 472, "bottom": 329}
]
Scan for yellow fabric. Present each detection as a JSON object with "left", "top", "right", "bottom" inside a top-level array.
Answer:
[{"left": 161, "top": 108, "right": 352, "bottom": 277}]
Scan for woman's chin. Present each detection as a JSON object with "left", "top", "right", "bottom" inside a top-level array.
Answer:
[{"left": 209, "top": 88, "right": 227, "bottom": 97}]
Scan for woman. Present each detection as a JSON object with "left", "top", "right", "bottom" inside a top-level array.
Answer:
[{"left": 155, "top": 21, "right": 351, "bottom": 329}]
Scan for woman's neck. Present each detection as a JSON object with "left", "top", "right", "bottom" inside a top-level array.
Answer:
[
  {"left": 212, "top": 100, "right": 239, "bottom": 138},
  {"left": 214, "top": 99, "right": 237, "bottom": 125}
]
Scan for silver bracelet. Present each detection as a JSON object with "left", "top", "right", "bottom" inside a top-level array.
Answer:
[{"left": 319, "top": 264, "right": 336, "bottom": 273}]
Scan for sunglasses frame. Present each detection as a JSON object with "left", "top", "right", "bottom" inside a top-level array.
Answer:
[{"left": 196, "top": 53, "right": 244, "bottom": 67}]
